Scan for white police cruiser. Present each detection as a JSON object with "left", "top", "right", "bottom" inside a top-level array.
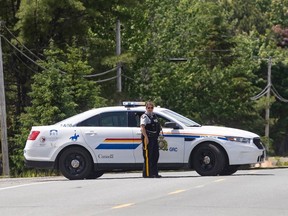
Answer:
[{"left": 24, "top": 102, "right": 265, "bottom": 180}]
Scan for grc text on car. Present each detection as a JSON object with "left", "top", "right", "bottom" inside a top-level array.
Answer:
[{"left": 24, "top": 102, "right": 266, "bottom": 180}]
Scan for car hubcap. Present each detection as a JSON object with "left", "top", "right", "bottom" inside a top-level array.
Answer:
[
  {"left": 71, "top": 159, "right": 80, "bottom": 168},
  {"left": 203, "top": 156, "right": 211, "bottom": 164}
]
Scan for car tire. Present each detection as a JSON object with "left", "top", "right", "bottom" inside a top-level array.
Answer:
[
  {"left": 59, "top": 147, "right": 92, "bottom": 180},
  {"left": 219, "top": 165, "right": 239, "bottom": 176},
  {"left": 86, "top": 171, "right": 105, "bottom": 179},
  {"left": 192, "top": 143, "right": 226, "bottom": 176}
]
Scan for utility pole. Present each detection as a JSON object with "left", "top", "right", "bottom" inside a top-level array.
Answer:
[
  {"left": 0, "top": 21, "right": 10, "bottom": 176},
  {"left": 116, "top": 19, "right": 122, "bottom": 93},
  {"left": 251, "top": 56, "right": 288, "bottom": 154},
  {"left": 265, "top": 57, "right": 272, "bottom": 153}
]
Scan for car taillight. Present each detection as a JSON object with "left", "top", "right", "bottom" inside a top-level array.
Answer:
[{"left": 28, "top": 131, "right": 40, "bottom": 140}]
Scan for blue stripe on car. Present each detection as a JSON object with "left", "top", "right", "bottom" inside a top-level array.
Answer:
[
  {"left": 164, "top": 134, "right": 201, "bottom": 139},
  {"left": 164, "top": 134, "right": 227, "bottom": 140},
  {"left": 96, "top": 144, "right": 140, "bottom": 150}
]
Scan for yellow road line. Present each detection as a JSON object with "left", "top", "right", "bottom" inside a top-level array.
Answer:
[
  {"left": 194, "top": 185, "right": 205, "bottom": 188},
  {"left": 214, "top": 178, "right": 225, "bottom": 182},
  {"left": 112, "top": 178, "right": 227, "bottom": 209},
  {"left": 168, "top": 189, "right": 186, "bottom": 195},
  {"left": 112, "top": 203, "right": 135, "bottom": 209}
]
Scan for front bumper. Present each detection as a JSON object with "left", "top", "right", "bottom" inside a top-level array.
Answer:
[{"left": 225, "top": 137, "right": 266, "bottom": 165}]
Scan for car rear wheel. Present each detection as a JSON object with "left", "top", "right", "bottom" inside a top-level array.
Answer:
[
  {"left": 192, "top": 143, "right": 226, "bottom": 176},
  {"left": 59, "top": 147, "right": 92, "bottom": 180}
]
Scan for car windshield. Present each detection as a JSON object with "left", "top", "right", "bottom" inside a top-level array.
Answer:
[{"left": 162, "top": 110, "right": 201, "bottom": 127}]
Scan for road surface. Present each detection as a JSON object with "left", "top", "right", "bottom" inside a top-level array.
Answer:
[{"left": 0, "top": 168, "right": 287, "bottom": 216}]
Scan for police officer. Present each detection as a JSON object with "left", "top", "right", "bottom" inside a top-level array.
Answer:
[{"left": 140, "top": 101, "right": 162, "bottom": 178}]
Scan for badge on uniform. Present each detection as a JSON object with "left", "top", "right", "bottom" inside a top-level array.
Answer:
[{"left": 158, "top": 135, "right": 168, "bottom": 151}]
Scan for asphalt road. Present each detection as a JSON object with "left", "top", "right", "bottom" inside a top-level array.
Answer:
[{"left": 0, "top": 168, "right": 288, "bottom": 216}]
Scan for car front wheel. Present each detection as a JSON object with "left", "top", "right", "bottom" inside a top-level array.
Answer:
[
  {"left": 219, "top": 165, "right": 239, "bottom": 175},
  {"left": 59, "top": 147, "right": 92, "bottom": 180},
  {"left": 86, "top": 171, "right": 105, "bottom": 179},
  {"left": 192, "top": 143, "right": 226, "bottom": 176}
]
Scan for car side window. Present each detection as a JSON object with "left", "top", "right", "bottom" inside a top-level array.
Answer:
[
  {"left": 77, "top": 111, "right": 128, "bottom": 127},
  {"left": 99, "top": 112, "right": 128, "bottom": 127},
  {"left": 77, "top": 115, "right": 100, "bottom": 127},
  {"left": 155, "top": 115, "right": 171, "bottom": 128},
  {"left": 128, "top": 111, "right": 171, "bottom": 128},
  {"left": 128, "top": 111, "right": 144, "bottom": 127}
]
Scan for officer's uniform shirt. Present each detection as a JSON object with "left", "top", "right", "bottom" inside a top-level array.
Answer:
[{"left": 140, "top": 112, "right": 152, "bottom": 126}]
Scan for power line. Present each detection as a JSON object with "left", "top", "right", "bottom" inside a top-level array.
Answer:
[
  {"left": 83, "top": 67, "right": 117, "bottom": 78},
  {"left": 251, "top": 56, "right": 288, "bottom": 154},
  {"left": 3, "top": 24, "right": 43, "bottom": 61},
  {"left": 122, "top": 73, "right": 134, "bottom": 81},
  {"left": 271, "top": 85, "right": 288, "bottom": 102},
  {"left": 251, "top": 58, "right": 288, "bottom": 102},
  {"left": 12, "top": 52, "right": 40, "bottom": 74},
  {"left": 251, "top": 84, "right": 269, "bottom": 100},
  {"left": 0, "top": 34, "right": 67, "bottom": 74},
  {"left": 1, "top": 31, "right": 119, "bottom": 83},
  {"left": 95, "top": 75, "right": 118, "bottom": 83}
]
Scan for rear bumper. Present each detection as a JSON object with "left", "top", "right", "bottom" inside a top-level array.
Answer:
[{"left": 25, "top": 159, "right": 55, "bottom": 169}]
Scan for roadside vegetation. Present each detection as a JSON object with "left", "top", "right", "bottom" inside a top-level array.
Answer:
[{"left": 1, "top": 0, "right": 288, "bottom": 177}]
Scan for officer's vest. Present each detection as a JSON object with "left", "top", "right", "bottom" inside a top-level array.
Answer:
[{"left": 144, "top": 114, "right": 161, "bottom": 136}]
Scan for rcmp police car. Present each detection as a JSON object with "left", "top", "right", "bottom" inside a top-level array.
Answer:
[{"left": 24, "top": 102, "right": 265, "bottom": 180}]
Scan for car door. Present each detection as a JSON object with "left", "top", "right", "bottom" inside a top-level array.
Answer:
[
  {"left": 129, "top": 111, "right": 185, "bottom": 165},
  {"left": 156, "top": 114, "right": 185, "bottom": 165},
  {"left": 78, "top": 111, "right": 136, "bottom": 164},
  {"left": 128, "top": 111, "right": 144, "bottom": 164}
]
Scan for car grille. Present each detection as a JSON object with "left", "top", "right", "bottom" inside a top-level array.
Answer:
[{"left": 253, "top": 138, "right": 264, "bottom": 149}]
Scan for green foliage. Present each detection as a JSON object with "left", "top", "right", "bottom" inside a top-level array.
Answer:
[
  {"left": 125, "top": 0, "right": 264, "bottom": 132},
  {"left": 23, "top": 41, "right": 106, "bottom": 126},
  {"left": 3, "top": 0, "right": 288, "bottom": 177},
  {"left": 15, "top": 0, "right": 88, "bottom": 49},
  {"left": 261, "top": 136, "right": 275, "bottom": 156},
  {"left": 9, "top": 42, "right": 106, "bottom": 176}
]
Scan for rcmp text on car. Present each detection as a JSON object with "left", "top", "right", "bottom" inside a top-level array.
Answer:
[{"left": 24, "top": 102, "right": 265, "bottom": 180}]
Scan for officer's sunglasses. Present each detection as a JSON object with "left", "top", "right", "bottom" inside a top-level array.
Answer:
[{"left": 147, "top": 107, "right": 154, "bottom": 110}]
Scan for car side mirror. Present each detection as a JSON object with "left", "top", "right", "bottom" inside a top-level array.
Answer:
[{"left": 164, "top": 122, "right": 180, "bottom": 129}]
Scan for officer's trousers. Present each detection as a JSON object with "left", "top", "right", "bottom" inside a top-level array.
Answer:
[{"left": 142, "top": 135, "right": 159, "bottom": 177}]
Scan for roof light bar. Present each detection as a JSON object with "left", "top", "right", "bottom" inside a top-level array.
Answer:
[{"left": 122, "top": 101, "right": 145, "bottom": 107}]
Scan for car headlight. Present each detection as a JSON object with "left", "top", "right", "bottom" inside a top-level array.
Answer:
[{"left": 226, "top": 136, "right": 251, "bottom": 144}]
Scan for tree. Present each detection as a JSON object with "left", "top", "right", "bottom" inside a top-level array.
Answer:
[
  {"left": 4, "top": 0, "right": 288, "bottom": 174},
  {"left": 4, "top": 0, "right": 143, "bottom": 175},
  {"left": 15, "top": 0, "right": 143, "bottom": 102},
  {"left": 262, "top": 0, "right": 288, "bottom": 155},
  {"left": 10, "top": 42, "right": 106, "bottom": 175},
  {"left": 124, "top": 0, "right": 263, "bottom": 131}
]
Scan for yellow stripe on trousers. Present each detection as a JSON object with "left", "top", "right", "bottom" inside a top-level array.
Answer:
[{"left": 144, "top": 139, "right": 149, "bottom": 177}]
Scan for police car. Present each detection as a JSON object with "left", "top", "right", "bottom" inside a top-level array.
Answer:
[{"left": 24, "top": 102, "right": 265, "bottom": 180}]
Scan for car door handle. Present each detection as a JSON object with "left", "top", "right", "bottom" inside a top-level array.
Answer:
[
  {"left": 136, "top": 132, "right": 142, "bottom": 135},
  {"left": 85, "top": 132, "right": 97, "bottom": 136}
]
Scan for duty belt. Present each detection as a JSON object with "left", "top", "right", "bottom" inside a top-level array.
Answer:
[{"left": 146, "top": 130, "right": 158, "bottom": 137}]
